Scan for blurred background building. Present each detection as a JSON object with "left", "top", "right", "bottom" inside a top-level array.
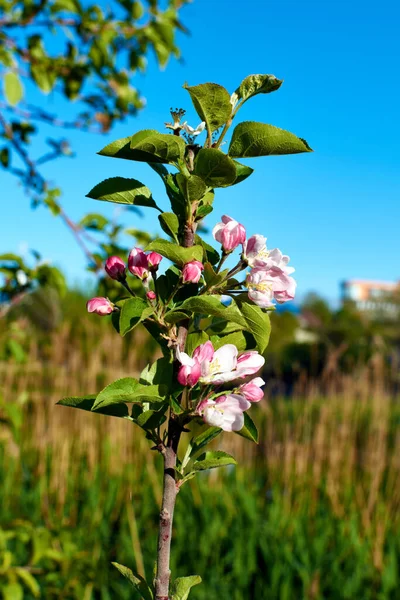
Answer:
[{"left": 341, "top": 279, "right": 400, "bottom": 317}]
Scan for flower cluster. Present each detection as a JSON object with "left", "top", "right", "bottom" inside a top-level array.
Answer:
[
  {"left": 177, "top": 341, "right": 265, "bottom": 432},
  {"left": 86, "top": 247, "right": 209, "bottom": 315},
  {"left": 213, "top": 215, "right": 296, "bottom": 308},
  {"left": 86, "top": 248, "right": 164, "bottom": 315},
  {"left": 86, "top": 215, "right": 296, "bottom": 431}
]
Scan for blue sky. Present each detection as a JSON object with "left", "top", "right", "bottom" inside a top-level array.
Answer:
[{"left": 2, "top": 0, "right": 399, "bottom": 304}]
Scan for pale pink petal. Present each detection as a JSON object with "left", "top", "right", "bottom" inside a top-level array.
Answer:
[{"left": 193, "top": 341, "right": 214, "bottom": 363}]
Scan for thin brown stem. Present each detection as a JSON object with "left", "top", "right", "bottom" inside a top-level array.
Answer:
[
  {"left": 154, "top": 417, "right": 182, "bottom": 600},
  {"left": 154, "top": 218, "right": 194, "bottom": 599}
]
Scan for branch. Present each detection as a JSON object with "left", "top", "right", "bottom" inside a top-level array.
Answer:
[
  {"left": 154, "top": 219, "right": 195, "bottom": 599},
  {"left": 0, "top": 111, "right": 100, "bottom": 270}
]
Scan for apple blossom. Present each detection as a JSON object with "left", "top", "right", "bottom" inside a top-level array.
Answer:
[
  {"left": 105, "top": 256, "right": 126, "bottom": 281},
  {"left": 176, "top": 341, "right": 265, "bottom": 386},
  {"left": 212, "top": 215, "right": 246, "bottom": 253},
  {"left": 243, "top": 235, "right": 295, "bottom": 275},
  {"left": 242, "top": 234, "right": 269, "bottom": 267},
  {"left": 200, "top": 394, "right": 251, "bottom": 432},
  {"left": 199, "top": 344, "right": 239, "bottom": 384},
  {"left": 246, "top": 266, "right": 296, "bottom": 307},
  {"left": 182, "top": 260, "right": 204, "bottom": 284},
  {"left": 266, "top": 248, "right": 295, "bottom": 275},
  {"left": 182, "top": 121, "right": 206, "bottom": 136},
  {"left": 128, "top": 248, "right": 150, "bottom": 280},
  {"left": 238, "top": 377, "right": 265, "bottom": 402},
  {"left": 87, "top": 297, "right": 114, "bottom": 316},
  {"left": 146, "top": 291, "right": 157, "bottom": 301}
]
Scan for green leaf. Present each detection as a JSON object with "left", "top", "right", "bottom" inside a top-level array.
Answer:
[
  {"left": 145, "top": 239, "right": 203, "bottom": 266},
  {"left": 194, "top": 148, "right": 237, "bottom": 188},
  {"left": 170, "top": 396, "right": 183, "bottom": 415},
  {"left": 30, "top": 64, "right": 57, "bottom": 93},
  {"left": 179, "top": 296, "right": 246, "bottom": 329},
  {"left": 238, "top": 301, "right": 271, "bottom": 353},
  {"left": 185, "top": 331, "right": 209, "bottom": 356},
  {"left": 57, "top": 396, "right": 131, "bottom": 419},
  {"left": 156, "top": 266, "right": 180, "bottom": 303},
  {"left": 229, "top": 121, "right": 313, "bottom": 158},
  {"left": 193, "top": 450, "right": 237, "bottom": 471},
  {"left": 183, "top": 427, "right": 222, "bottom": 468},
  {"left": 232, "top": 159, "right": 254, "bottom": 185},
  {"left": 211, "top": 330, "right": 254, "bottom": 352},
  {"left": 203, "top": 263, "right": 228, "bottom": 288},
  {"left": 120, "top": 298, "right": 152, "bottom": 336},
  {"left": 86, "top": 177, "right": 160, "bottom": 210},
  {"left": 136, "top": 409, "right": 167, "bottom": 430},
  {"left": 236, "top": 412, "right": 259, "bottom": 443},
  {"left": 235, "top": 74, "right": 283, "bottom": 103},
  {"left": 164, "top": 310, "right": 190, "bottom": 324},
  {"left": 158, "top": 212, "right": 180, "bottom": 242},
  {"left": 176, "top": 174, "right": 207, "bottom": 202},
  {"left": 130, "top": 130, "right": 186, "bottom": 164},
  {"left": 112, "top": 563, "right": 153, "bottom": 600},
  {"left": 139, "top": 356, "right": 173, "bottom": 386},
  {"left": 196, "top": 204, "right": 213, "bottom": 220},
  {"left": 93, "top": 378, "right": 167, "bottom": 410},
  {"left": 79, "top": 213, "right": 109, "bottom": 230},
  {"left": 148, "top": 162, "right": 169, "bottom": 178},
  {"left": 184, "top": 82, "right": 231, "bottom": 133},
  {"left": 98, "top": 133, "right": 157, "bottom": 161},
  {"left": 171, "top": 575, "right": 202, "bottom": 600},
  {"left": 4, "top": 72, "right": 24, "bottom": 106},
  {"left": 164, "top": 174, "right": 186, "bottom": 219},
  {"left": 195, "top": 236, "right": 220, "bottom": 266}
]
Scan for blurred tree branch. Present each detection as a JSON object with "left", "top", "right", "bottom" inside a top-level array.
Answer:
[{"left": 0, "top": 0, "right": 189, "bottom": 267}]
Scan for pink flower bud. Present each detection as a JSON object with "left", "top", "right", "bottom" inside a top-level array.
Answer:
[
  {"left": 86, "top": 297, "right": 114, "bottom": 316},
  {"left": 213, "top": 215, "right": 246, "bottom": 253},
  {"left": 105, "top": 256, "right": 126, "bottom": 281},
  {"left": 182, "top": 260, "right": 204, "bottom": 284},
  {"left": 239, "top": 377, "right": 265, "bottom": 402},
  {"left": 128, "top": 248, "right": 150, "bottom": 280},
  {"left": 177, "top": 362, "right": 201, "bottom": 387},
  {"left": 146, "top": 290, "right": 156, "bottom": 300},
  {"left": 147, "top": 252, "right": 163, "bottom": 271}
]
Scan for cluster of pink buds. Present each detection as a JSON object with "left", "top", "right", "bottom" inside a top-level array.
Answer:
[
  {"left": 176, "top": 341, "right": 265, "bottom": 431},
  {"left": 128, "top": 248, "right": 163, "bottom": 281},
  {"left": 86, "top": 248, "right": 163, "bottom": 316},
  {"left": 213, "top": 215, "right": 296, "bottom": 308}
]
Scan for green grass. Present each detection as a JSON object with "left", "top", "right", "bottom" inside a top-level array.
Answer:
[{"left": 0, "top": 422, "right": 399, "bottom": 599}]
